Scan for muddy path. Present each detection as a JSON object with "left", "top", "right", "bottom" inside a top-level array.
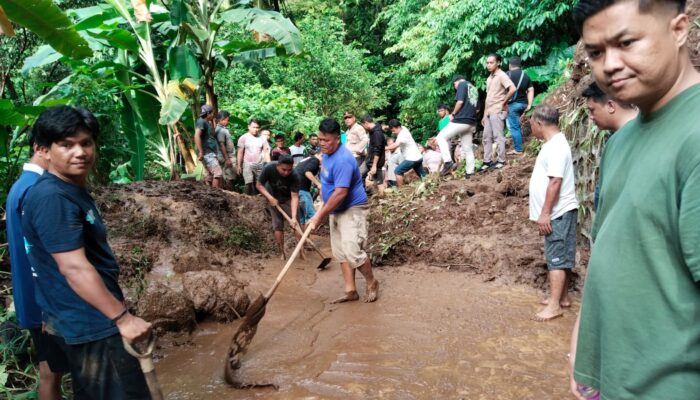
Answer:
[{"left": 155, "top": 239, "right": 577, "bottom": 399}]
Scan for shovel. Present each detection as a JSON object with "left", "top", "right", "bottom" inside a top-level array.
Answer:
[
  {"left": 224, "top": 224, "right": 313, "bottom": 387},
  {"left": 123, "top": 333, "right": 164, "bottom": 400},
  {"left": 274, "top": 204, "right": 332, "bottom": 270}
]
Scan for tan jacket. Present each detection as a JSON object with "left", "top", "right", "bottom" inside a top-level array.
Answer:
[{"left": 345, "top": 123, "right": 368, "bottom": 158}]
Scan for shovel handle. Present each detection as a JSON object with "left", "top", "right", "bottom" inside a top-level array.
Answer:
[
  {"left": 265, "top": 224, "right": 314, "bottom": 299},
  {"left": 274, "top": 205, "right": 327, "bottom": 258},
  {"left": 123, "top": 334, "right": 164, "bottom": 400}
]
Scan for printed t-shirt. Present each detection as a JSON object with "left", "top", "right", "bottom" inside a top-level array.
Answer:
[
  {"left": 295, "top": 157, "right": 321, "bottom": 192},
  {"left": 485, "top": 69, "right": 514, "bottom": 116},
  {"left": 321, "top": 144, "right": 367, "bottom": 213},
  {"left": 395, "top": 127, "right": 422, "bottom": 162},
  {"left": 507, "top": 69, "right": 533, "bottom": 104},
  {"left": 196, "top": 118, "right": 218, "bottom": 154},
  {"left": 237, "top": 133, "right": 269, "bottom": 164},
  {"left": 258, "top": 162, "right": 300, "bottom": 203},
  {"left": 5, "top": 164, "right": 44, "bottom": 329},
  {"left": 574, "top": 84, "right": 700, "bottom": 400},
  {"left": 21, "top": 173, "right": 123, "bottom": 344},
  {"left": 528, "top": 133, "right": 578, "bottom": 221},
  {"left": 453, "top": 80, "right": 479, "bottom": 124}
]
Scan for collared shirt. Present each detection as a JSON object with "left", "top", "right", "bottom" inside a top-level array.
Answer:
[
  {"left": 345, "top": 123, "right": 368, "bottom": 158},
  {"left": 485, "top": 69, "right": 514, "bottom": 116}
]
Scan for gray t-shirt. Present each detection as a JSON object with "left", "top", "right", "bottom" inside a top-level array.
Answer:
[{"left": 216, "top": 125, "right": 235, "bottom": 157}]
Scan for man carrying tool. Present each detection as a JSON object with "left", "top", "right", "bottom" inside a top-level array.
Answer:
[
  {"left": 256, "top": 154, "right": 303, "bottom": 261},
  {"left": 21, "top": 105, "right": 151, "bottom": 399},
  {"left": 308, "top": 118, "right": 379, "bottom": 304}
]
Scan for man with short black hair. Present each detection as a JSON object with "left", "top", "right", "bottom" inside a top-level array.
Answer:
[
  {"left": 271, "top": 134, "right": 291, "bottom": 161},
  {"left": 256, "top": 154, "right": 302, "bottom": 260},
  {"left": 308, "top": 133, "right": 320, "bottom": 155},
  {"left": 6, "top": 133, "right": 68, "bottom": 399},
  {"left": 437, "top": 104, "right": 451, "bottom": 131},
  {"left": 308, "top": 118, "right": 379, "bottom": 304},
  {"left": 482, "top": 53, "right": 516, "bottom": 170},
  {"left": 360, "top": 115, "right": 387, "bottom": 195},
  {"left": 437, "top": 75, "right": 479, "bottom": 177},
  {"left": 295, "top": 152, "right": 323, "bottom": 230},
  {"left": 237, "top": 118, "right": 269, "bottom": 195},
  {"left": 581, "top": 81, "right": 638, "bottom": 209},
  {"left": 22, "top": 105, "right": 151, "bottom": 399},
  {"left": 343, "top": 111, "right": 369, "bottom": 174},
  {"left": 569, "top": 1, "right": 700, "bottom": 399},
  {"left": 528, "top": 105, "right": 578, "bottom": 324},
  {"left": 289, "top": 132, "right": 307, "bottom": 166},
  {"left": 195, "top": 104, "right": 223, "bottom": 187},
  {"left": 216, "top": 110, "right": 237, "bottom": 186},
  {"left": 385, "top": 119, "right": 426, "bottom": 186},
  {"left": 506, "top": 57, "right": 535, "bottom": 155}
]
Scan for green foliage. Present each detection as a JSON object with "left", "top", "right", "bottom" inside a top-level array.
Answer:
[{"left": 378, "top": 0, "right": 578, "bottom": 137}]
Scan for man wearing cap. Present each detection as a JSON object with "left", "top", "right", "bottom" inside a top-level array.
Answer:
[
  {"left": 343, "top": 112, "right": 369, "bottom": 176},
  {"left": 195, "top": 104, "right": 223, "bottom": 188},
  {"left": 506, "top": 57, "right": 534, "bottom": 156}
]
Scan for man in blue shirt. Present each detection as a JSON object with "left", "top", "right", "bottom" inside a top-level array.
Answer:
[
  {"left": 308, "top": 118, "right": 379, "bottom": 303},
  {"left": 21, "top": 105, "right": 151, "bottom": 399},
  {"left": 6, "top": 134, "right": 68, "bottom": 399}
]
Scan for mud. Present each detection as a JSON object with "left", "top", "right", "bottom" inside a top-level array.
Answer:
[
  {"left": 368, "top": 158, "right": 589, "bottom": 290},
  {"left": 93, "top": 181, "right": 276, "bottom": 332},
  {"left": 154, "top": 251, "right": 578, "bottom": 399}
]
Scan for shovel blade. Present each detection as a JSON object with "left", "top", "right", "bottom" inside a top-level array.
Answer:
[
  {"left": 224, "top": 294, "right": 267, "bottom": 385},
  {"left": 317, "top": 258, "right": 332, "bottom": 270}
]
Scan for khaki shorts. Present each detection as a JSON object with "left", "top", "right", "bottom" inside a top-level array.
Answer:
[
  {"left": 242, "top": 162, "right": 264, "bottom": 184},
  {"left": 219, "top": 154, "right": 237, "bottom": 181},
  {"left": 329, "top": 204, "right": 369, "bottom": 269},
  {"left": 203, "top": 153, "right": 223, "bottom": 182}
]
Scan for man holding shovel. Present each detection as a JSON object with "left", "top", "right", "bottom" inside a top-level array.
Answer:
[
  {"left": 256, "top": 154, "right": 303, "bottom": 260},
  {"left": 21, "top": 106, "right": 152, "bottom": 399},
  {"left": 308, "top": 118, "right": 379, "bottom": 304}
]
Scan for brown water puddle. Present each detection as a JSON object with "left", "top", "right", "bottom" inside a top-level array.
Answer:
[{"left": 155, "top": 256, "right": 577, "bottom": 399}]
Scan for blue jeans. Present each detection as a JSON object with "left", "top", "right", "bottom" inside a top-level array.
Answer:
[
  {"left": 394, "top": 159, "right": 426, "bottom": 178},
  {"left": 506, "top": 102, "right": 528, "bottom": 152},
  {"left": 298, "top": 190, "right": 316, "bottom": 225}
]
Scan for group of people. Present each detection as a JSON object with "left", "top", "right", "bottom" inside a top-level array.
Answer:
[{"left": 5, "top": 0, "right": 700, "bottom": 399}]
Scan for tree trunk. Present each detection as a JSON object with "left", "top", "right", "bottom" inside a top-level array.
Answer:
[
  {"left": 171, "top": 123, "right": 196, "bottom": 173},
  {"left": 204, "top": 63, "right": 217, "bottom": 112}
]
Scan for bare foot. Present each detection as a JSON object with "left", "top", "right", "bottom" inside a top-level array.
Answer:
[
  {"left": 330, "top": 291, "right": 359, "bottom": 304},
  {"left": 299, "top": 248, "right": 306, "bottom": 261},
  {"left": 540, "top": 298, "right": 572, "bottom": 308},
  {"left": 279, "top": 251, "right": 286, "bottom": 261},
  {"left": 532, "top": 306, "right": 564, "bottom": 322},
  {"left": 363, "top": 280, "right": 379, "bottom": 303}
]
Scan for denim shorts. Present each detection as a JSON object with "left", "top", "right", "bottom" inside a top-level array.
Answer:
[
  {"left": 544, "top": 209, "right": 578, "bottom": 270},
  {"left": 298, "top": 190, "right": 316, "bottom": 225}
]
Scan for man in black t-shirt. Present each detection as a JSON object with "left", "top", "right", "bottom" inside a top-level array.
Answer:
[
  {"left": 195, "top": 104, "right": 223, "bottom": 187},
  {"left": 437, "top": 75, "right": 479, "bottom": 177},
  {"left": 506, "top": 57, "right": 534, "bottom": 155},
  {"left": 256, "top": 155, "right": 303, "bottom": 260},
  {"left": 22, "top": 106, "right": 151, "bottom": 399},
  {"left": 360, "top": 115, "right": 387, "bottom": 195}
]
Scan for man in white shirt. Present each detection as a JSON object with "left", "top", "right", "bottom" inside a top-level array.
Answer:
[
  {"left": 528, "top": 105, "right": 579, "bottom": 322},
  {"left": 288, "top": 132, "right": 307, "bottom": 166},
  {"left": 384, "top": 119, "right": 425, "bottom": 187}
]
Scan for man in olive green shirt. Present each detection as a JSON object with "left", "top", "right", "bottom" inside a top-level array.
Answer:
[{"left": 569, "top": 1, "right": 700, "bottom": 399}]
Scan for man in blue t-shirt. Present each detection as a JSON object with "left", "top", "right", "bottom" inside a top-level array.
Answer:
[
  {"left": 308, "top": 118, "right": 379, "bottom": 304},
  {"left": 21, "top": 105, "right": 151, "bottom": 399},
  {"left": 6, "top": 134, "right": 68, "bottom": 399}
]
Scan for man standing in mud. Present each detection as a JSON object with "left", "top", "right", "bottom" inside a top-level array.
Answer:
[
  {"left": 569, "top": 1, "right": 700, "bottom": 399},
  {"left": 237, "top": 118, "right": 269, "bottom": 195},
  {"left": 256, "top": 154, "right": 303, "bottom": 260},
  {"left": 308, "top": 118, "right": 379, "bottom": 303},
  {"left": 21, "top": 105, "right": 151, "bottom": 399},
  {"left": 437, "top": 75, "right": 479, "bottom": 177},
  {"left": 481, "top": 54, "right": 516, "bottom": 171},
  {"left": 528, "top": 105, "right": 578, "bottom": 322}
]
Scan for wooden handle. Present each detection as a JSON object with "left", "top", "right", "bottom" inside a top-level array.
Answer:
[
  {"left": 265, "top": 224, "right": 314, "bottom": 299},
  {"left": 274, "top": 205, "right": 327, "bottom": 257}
]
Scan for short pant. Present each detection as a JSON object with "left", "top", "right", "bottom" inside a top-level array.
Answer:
[
  {"left": 242, "top": 162, "right": 264, "bottom": 184},
  {"left": 367, "top": 169, "right": 385, "bottom": 186},
  {"left": 202, "top": 153, "right": 223, "bottom": 181},
  {"left": 65, "top": 334, "right": 150, "bottom": 400},
  {"left": 544, "top": 209, "right": 578, "bottom": 270},
  {"left": 329, "top": 204, "right": 369, "bottom": 269},
  {"left": 298, "top": 190, "right": 316, "bottom": 225},
  {"left": 29, "top": 328, "right": 70, "bottom": 373},
  {"left": 269, "top": 200, "right": 298, "bottom": 231},
  {"left": 218, "top": 153, "right": 237, "bottom": 181},
  {"left": 394, "top": 159, "right": 426, "bottom": 177}
]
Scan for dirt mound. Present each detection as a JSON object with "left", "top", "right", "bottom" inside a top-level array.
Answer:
[
  {"left": 93, "top": 181, "right": 275, "bottom": 332},
  {"left": 183, "top": 271, "right": 250, "bottom": 321},
  {"left": 368, "top": 160, "right": 589, "bottom": 290}
]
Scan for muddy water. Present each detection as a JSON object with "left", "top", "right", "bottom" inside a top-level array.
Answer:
[{"left": 156, "top": 252, "right": 577, "bottom": 399}]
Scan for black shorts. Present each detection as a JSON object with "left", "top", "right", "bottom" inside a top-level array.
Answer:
[
  {"left": 66, "top": 334, "right": 150, "bottom": 400},
  {"left": 29, "top": 328, "right": 70, "bottom": 373}
]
